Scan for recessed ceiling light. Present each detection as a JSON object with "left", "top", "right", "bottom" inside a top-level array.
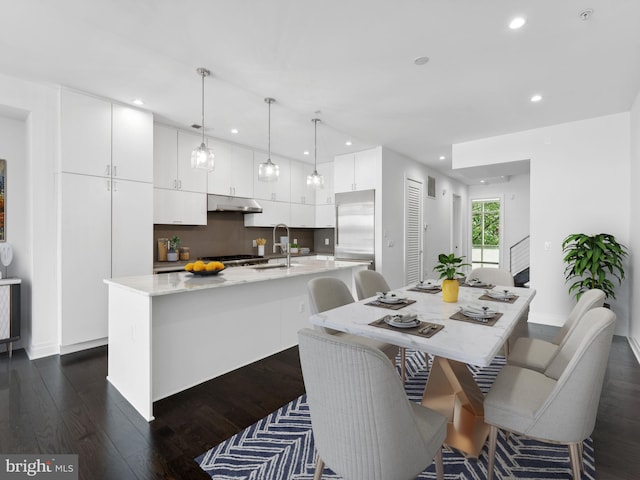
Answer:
[
  {"left": 345, "top": 141, "right": 352, "bottom": 146},
  {"left": 414, "top": 56, "right": 430, "bottom": 66},
  {"left": 439, "top": 156, "right": 446, "bottom": 160},
  {"left": 480, "top": 179, "right": 487, "bottom": 184},
  {"left": 530, "top": 94, "right": 543, "bottom": 102},
  {"left": 231, "top": 128, "right": 239, "bottom": 134},
  {"left": 132, "top": 99, "right": 144, "bottom": 106},
  {"left": 509, "top": 17, "right": 526, "bottom": 29},
  {"left": 303, "top": 150, "right": 310, "bottom": 156}
]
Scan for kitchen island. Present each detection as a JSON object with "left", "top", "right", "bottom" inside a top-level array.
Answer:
[{"left": 105, "top": 259, "right": 368, "bottom": 421}]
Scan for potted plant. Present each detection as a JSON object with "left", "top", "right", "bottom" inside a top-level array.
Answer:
[
  {"left": 167, "top": 236, "right": 181, "bottom": 262},
  {"left": 562, "top": 233, "right": 628, "bottom": 304},
  {"left": 289, "top": 243, "right": 299, "bottom": 254},
  {"left": 433, "top": 253, "right": 470, "bottom": 302}
]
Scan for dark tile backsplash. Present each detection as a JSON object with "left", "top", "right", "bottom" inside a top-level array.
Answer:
[{"left": 154, "top": 212, "right": 333, "bottom": 261}]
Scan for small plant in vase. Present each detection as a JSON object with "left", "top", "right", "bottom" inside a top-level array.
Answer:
[
  {"left": 433, "top": 253, "right": 470, "bottom": 302},
  {"left": 256, "top": 238, "right": 267, "bottom": 256},
  {"left": 167, "top": 236, "right": 181, "bottom": 262}
]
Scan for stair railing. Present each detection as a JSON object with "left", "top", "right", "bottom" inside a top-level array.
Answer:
[{"left": 510, "top": 235, "right": 530, "bottom": 276}]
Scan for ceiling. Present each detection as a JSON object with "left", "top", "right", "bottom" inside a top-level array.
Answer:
[{"left": 2, "top": 0, "right": 640, "bottom": 184}]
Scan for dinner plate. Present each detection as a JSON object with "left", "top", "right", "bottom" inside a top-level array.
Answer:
[
  {"left": 376, "top": 293, "right": 407, "bottom": 304},
  {"left": 467, "top": 280, "right": 490, "bottom": 287},
  {"left": 416, "top": 282, "right": 440, "bottom": 290},
  {"left": 460, "top": 306, "right": 496, "bottom": 319},
  {"left": 484, "top": 289, "right": 516, "bottom": 300},
  {"left": 384, "top": 316, "right": 420, "bottom": 328}
]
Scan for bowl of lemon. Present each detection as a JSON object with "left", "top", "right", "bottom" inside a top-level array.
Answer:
[{"left": 184, "top": 260, "right": 225, "bottom": 276}]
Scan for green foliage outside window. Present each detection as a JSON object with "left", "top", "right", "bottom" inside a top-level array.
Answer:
[{"left": 472, "top": 200, "right": 500, "bottom": 247}]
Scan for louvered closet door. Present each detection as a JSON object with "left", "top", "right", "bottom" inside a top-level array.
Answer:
[{"left": 405, "top": 178, "right": 423, "bottom": 284}]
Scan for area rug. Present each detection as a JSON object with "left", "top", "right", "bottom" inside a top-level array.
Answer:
[{"left": 196, "top": 351, "right": 596, "bottom": 479}]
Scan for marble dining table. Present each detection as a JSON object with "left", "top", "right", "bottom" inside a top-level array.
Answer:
[{"left": 309, "top": 281, "right": 536, "bottom": 458}]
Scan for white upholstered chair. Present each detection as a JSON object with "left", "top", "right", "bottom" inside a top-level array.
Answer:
[
  {"left": 466, "top": 267, "right": 515, "bottom": 287},
  {"left": 298, "top": 328, "right": 446, "bottom": 480},
  {"left": 307, "top": 277, "right": 399, "bottom": 364},
  {"left": 507, "top": 289, "right": 605, "bottom": 372},
  {"left": 484, "top": 307, "right": 616, "bottom": 480},
  {"left": 353, "top": 269, "right": 408, "bottom": 382}
]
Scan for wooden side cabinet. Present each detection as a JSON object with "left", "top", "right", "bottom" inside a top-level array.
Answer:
[{"left": 0, "top": 279, "right": 20, "bottom": 359}]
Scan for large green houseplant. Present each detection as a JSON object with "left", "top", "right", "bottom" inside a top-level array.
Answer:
[
  {"left": 562, "top": 233, "right": 627, "bottom": 301},
  {"left": 433, "top": 253, "right": 470, "bottom": 302}
]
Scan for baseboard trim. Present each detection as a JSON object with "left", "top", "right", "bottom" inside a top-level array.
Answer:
[
  {"left": 629, "top": 335, "right": 640, "bottom": 365},
  {"left": 59, "top": 337, "right": 108, "bottom": 355},
  {"left": 25, "top": 342, "right": 60, "bottom": 360}
]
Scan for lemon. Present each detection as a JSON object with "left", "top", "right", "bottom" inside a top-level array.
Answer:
[
  {"left": 206, "top": 262, "right": 217, "bottom": 271},
  {"left": 193, "top": 261, "right": 206, "bottom": 272},
  {"left": 184, "top": 262, "right": 194, "bottom": 271}
]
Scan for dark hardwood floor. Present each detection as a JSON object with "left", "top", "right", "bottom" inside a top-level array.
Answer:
[{"left": 0, "top": 318, "right": 638, "bottom": 480}]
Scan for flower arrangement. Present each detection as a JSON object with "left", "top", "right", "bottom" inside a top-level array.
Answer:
[{"left": 256, "top": 238, "right": 267, "bottom": 246}]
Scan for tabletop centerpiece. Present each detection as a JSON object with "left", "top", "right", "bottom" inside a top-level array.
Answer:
[{"left": 433, "top": 253, "right": 470, "bottom": 302}]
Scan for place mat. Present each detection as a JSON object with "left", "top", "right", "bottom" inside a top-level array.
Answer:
[
  {"left": 449, "top": 310, "right": 503, "bottom": 327},
  {"left": 407, "top": 287, "right": 442, "bottom": 294},
  {"left": 369, "top": 317, "right": 444, "bottom": 338},
  {"left": 478, "top": 293, "right": 519, "bottom": 304},
  {"left": 365, "top": 299, "right": 416, "bottom": 310},
  {"left": 460, "top": 283, "right": 494, "bottom": 289}
]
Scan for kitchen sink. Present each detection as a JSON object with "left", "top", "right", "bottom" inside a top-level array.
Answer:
[{"left": 252, "top": 263, "right": 299, "bottom": 270}]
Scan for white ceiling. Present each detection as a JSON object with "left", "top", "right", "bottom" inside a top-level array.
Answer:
[{"left": 2, "top": 0, "right": 640, "bottom": 184}]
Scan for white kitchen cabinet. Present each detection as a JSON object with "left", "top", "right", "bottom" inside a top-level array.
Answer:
[
  {"left": 176, "top": 130, "right": 208, "bottom": 193},
  {"left": 61, "top": 90, "right": 112, "bottom": 177},
  {"left": 290, "top": 160, "right": 315, "bottom": 205},
  {"left": 62, "top": 90, "right": 153, "bottom": 182},
  {"left": 112, "top": 104, "right": 153, "bottom": 183},
  {"left": 244, "top": 199, "right": 290, "bottom": 227},
  {"left": 314, "top": 161, "right": 335, "bottom": 205},
  {"left": 153, "top": 188, "right": 207, "bottom": 225},
  {"left": 290, "top": 203, "right": 315, "bottom": 228},
  {"left": 153, "top": 123, "right": 179, "bottom": 189},
  {"left": 315, "top": 203, "right": 335, "bottom": 228},
  {"left": 334, "top": 148, "right": 380, "bottom": 192},
  {"left": 253, "top": 154, "right": 290, "bottom": 202},
  {"left": 207, "top": 140, "right": 254, "bottom": 198}
]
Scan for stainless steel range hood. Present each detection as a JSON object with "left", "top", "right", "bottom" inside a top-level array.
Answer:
[{"left": 207, "top": 194, "right": 263, "bottom": 213}]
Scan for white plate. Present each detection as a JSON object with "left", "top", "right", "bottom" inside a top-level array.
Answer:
[
  {"left": 416, "top": 282, "right": 440, "bottom": 290},
  {"left": 384, "top": 316, "right": 420, "bottom": 328},
  {"left": 376, "top": 293, "right": 407, "bottom": 304},
  {"left": 461, "top": 308, "right": 496, "bottom": 319},
  {"left": 467, "top": 280, "right": 490, "bottom": 287},
  {"left": 485, "top": 290, "right": 515, "bottom": 299}
]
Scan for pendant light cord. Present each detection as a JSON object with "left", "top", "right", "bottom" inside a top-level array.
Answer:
[
  {"left": 201, "top": 71, "right": 205, "bottom": 144},
  {"left": 267, "top": 100, "right": 271, "bottom": 160}
]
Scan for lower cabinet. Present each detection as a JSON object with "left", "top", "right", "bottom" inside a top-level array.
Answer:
[{"left": 153, "top": 188, "right": 207, "bottom": 225}]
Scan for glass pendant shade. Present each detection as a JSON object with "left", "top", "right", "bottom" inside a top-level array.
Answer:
[
  {"left": 259, "top": 97, "right": 279, "bottom": 182},
  {"left": 258, "top": 158, "right": 280, "bottom": 182},
  {"left": 307, "top": 118, "right": 324, "bottom": 189},
  {"left": 307, "top": 169, "right": 324, "bottom": 188},
  {"left": 191, "top": 142, "right": 215, "bottom": 170},
  {"left": 192, "top": 67, "right": 215, "bottom": 171}
]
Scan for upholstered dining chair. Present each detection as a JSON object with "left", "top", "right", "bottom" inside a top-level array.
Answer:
[
  {"left": 466, "top": 267, "right": 515, "bottom": 287},
  {"left": 307, "top": 277, "right": 399, "bottom": 365},
  {"left": 507, "top": 289, "right": 605, "bottom": 372},
  {"left": 353, "top": 269, "right": 408, "bottom": 382},
  {"left": 484, "top": 307, "right": 616, "bottom": 480},
  {"left": 298, "top": 328, "right": 446, "bottom": 480}
]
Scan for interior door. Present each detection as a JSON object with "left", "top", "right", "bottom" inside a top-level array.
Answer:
[{"left": 405, "top": 177, "right": 423, "bottom": 284}]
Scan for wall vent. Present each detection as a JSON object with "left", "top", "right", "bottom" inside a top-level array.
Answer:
[{"left": 427, "top": 176, "right": 436, "bottom": 199}]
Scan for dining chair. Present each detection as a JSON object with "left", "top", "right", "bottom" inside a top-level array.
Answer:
[
  {"left": 298, "top": 328, "right": 446, "bottom": 480},
  {"left": 484, "top": 307, "right": 616, "bottom": 480},
  {"left": 507, "top": 289, "right": 605, "bottom": 372},
  {"left": 307, "top": 277, "right": 400, "bottom": 365},
  {"left": 353, "top": 269, "right": 409, "bottom": 382},
  {"left": 466, "top": 267, "right": 515, "bottom": 287}
]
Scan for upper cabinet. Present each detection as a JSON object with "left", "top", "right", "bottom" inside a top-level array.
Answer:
[
  {"left": 334, "top": 148, "right": 380, "bottom": 193},
  {"left": 61, "top": 90, "right": 152, "bottom": 182},
  {"left": 153, "top": 125, "right": 208, "bottom": 193},
  {"left": 290, "top": 160, "right": 315, "bottom": 205},
  {"left": 207, "top": 140, "right": 254, "bottom": 198},
  {"left": 253, "top": 153, "right": 290, "bottom": 202},
  {"left": 314, "top": 162, "right": 334, "bottom": 205}
]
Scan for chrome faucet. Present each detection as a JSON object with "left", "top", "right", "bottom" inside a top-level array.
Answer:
[{"left": 272, "top": 223, "right": 291, "bottom": 267}]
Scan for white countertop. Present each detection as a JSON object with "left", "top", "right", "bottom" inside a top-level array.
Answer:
[
  {"left": 0, "top": 278, "right": 21, "bottom": 285},
  {"left": 105, "top": 259, "right": 368, "bottom": 297}
]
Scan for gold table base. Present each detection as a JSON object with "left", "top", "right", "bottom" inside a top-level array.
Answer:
[{"left": 421, "top": 356, "right": 490, "bottom": 459}]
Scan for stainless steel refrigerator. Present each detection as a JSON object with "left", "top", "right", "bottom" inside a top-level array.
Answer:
[{"left": 334, "top": 189, "right": 375, "bottom": 269}]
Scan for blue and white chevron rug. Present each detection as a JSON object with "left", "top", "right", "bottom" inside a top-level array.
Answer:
[{"left": 196, "top": 351, "right": 596, "bottom": 479}]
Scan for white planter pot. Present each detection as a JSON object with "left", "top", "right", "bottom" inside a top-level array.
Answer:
[{"left": 167, "top": 252, "right": 179, "bottom": 262}]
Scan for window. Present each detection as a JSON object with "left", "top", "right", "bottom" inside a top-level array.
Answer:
[{"left": 472, "top": 198, "right": 501, "bottom": 268}]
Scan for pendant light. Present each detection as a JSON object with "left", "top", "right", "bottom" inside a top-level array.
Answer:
[
  {"left": 258, "top": 97, "right": 279, "bottom": 182},
  {"left": 191, "top": 67, "right": 215, "bottom": 171},
  {"left": 307, "top": 118, "right": 324, "bottom": 189}
]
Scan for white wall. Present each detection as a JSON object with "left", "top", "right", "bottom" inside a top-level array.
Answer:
[
  {"left": 468, "top": 174, "right": 530, "bottom": 269},
  {"left": 629, "top": 89, "right": 640, "bottom": 361},
  {"left": 0, "top": 73, "right": 60, "bottom": 358},
  {"left": 453, "top": 113, "right": 631, "bottom": 336},
  {"left": 380, "top": 147, "right": 468, "bottom": 289}
]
